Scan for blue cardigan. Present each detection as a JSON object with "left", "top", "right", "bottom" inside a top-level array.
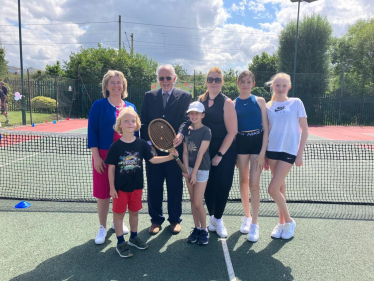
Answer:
[{"left": 87, "top": 98, "right": 138, "bottom": 150}]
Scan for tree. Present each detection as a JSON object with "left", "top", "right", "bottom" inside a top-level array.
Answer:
[
  {"left": 63, "top": 44, "right": 158, "bottom": 89},
  {"left": 277, "top": 14, "right": 332, "bottom": 98},
  {"left": 223, "top": 68, "right": 238, "bottom": 83},
  {"left": 173, "top": 64, "right": 189, "bottom": 81},
  {"left": 45, "top": 60, "right": 64, "bottom": 76},
  {"left": 0, "top": 43, "right": 8, "bottom": 79},
  {"left": 248, "top": 52, "right": 278, "bottom": 87},
  {"left": 331, "top": 19, "right": 374, "bottom": 97},
  {"left": 277, "top": 14, "right": 332, "bottom": 124}
]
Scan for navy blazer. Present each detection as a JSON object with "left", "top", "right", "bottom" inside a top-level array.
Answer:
[
  {"left": 87, "top": 98, "right": 138, "bottom": 150},
  {"left": 140, "top": 88, "right": 192, "bottom": 153}
]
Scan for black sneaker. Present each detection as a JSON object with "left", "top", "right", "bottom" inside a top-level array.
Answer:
[
  {"left": 116, "top": 241, "right": 133, "bottom": 258},
  {"left": 128, "top": 236, "right": 149, "bottom": 250},
  {"left": 187, "top": 227, "right": 200, "bottom": 243},
  {"left": 198, "top": 229, "right": 209, "bottom": 245}
]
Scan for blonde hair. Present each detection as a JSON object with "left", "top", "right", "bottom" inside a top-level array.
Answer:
[
  {"left": 114, "top": 107, "right": 141, "bottom": 135},
  {"left": 265, "top": 72, "right": 291, "bottom": 106},
  {"left": 237, "top": 70, "right": 255, "bottom": 88},
  {"left": 101, "top": 70, "right": 128, "bottom": 99},
  {"left": 198, "top": 67, "right": 224, "bottom": 102}
]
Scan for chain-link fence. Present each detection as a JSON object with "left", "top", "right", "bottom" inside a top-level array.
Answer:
[{"left": 4, "top": 72, "right": 374, "bottom": 126}]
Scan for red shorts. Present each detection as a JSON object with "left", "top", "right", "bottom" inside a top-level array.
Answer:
[{"left": 112, "top": 189, "right": 143, "bottom": 213}]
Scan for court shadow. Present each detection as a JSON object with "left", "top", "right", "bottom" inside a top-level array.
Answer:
[
  {"left": 11, "top": 227, "right": 230, "bottom": 281},
  {"left": 227, "top": 231, "right": 294, "bottom": 280}
]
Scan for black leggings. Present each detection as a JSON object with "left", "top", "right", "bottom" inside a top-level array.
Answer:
[{"left": 204, "top": 139, "right": 236, "bottom": 219}]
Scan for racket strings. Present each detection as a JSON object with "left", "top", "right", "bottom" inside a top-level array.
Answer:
[{"left": 149, "top": 121, "right": 175, "bottom": 150}]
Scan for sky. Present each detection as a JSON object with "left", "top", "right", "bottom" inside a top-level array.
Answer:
[{"left": 0, "top": 0, "right": 373, "bottom": 73}]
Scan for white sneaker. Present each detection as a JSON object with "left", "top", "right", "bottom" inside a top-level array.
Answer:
[
  {"left": 240, "top": 216, "right": 252, "bottom": 234},
  {"left": 271, "top": 223, "right": 284, "bottom": 239},
  {"left": 95, "top": 225, "right": 107, "bottom": 244},
  {"left": 208, "top": 215, "right": 217, "bottom": 232},
  {"left": 216, "top": 218, "right": 228, "bottom": 238},
  {"left": 111, "top": 221, "right": 129, "bottom": 235},
  {"left": 281, "top": 219, "right": 296, "bottom": 240},
  {"left": 247, "top": 224, "right": 259, "bottom": 242}
]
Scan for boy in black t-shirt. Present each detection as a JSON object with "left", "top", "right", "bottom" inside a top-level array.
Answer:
[{"left": 105, "top": 107, "right": 177, "bottom": 258}]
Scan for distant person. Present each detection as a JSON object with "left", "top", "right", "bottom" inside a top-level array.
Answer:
[
  {"left": 87, "top": 70, "right": 138, "bottom": 245},
  {"left": 265, "top": 73, "right": 308, "bottom": 240},
  {"left": 0, "top": 88, "right": 5, "bottom": 127},
  {"left": 182, "top": 101, "right": 211, "bottom": 245},
  {"left": 178, "top": 67, "right": 237, "bottom": 238},
  {"left": 0, "top": 82, "right": 9, "bottom": 124},
  {"left": 106, "top": 107, "right": 177, "bottom": 258},
  {"left": 140, "top": 64, "right": 192, "bottom": 235},
  {"left": 234, "top": 70, "right": 269, "bottom": 242}
]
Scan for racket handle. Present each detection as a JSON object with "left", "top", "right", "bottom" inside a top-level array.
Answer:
[{"left": 172, "top": 155, "right": 188, "bottom": 174}]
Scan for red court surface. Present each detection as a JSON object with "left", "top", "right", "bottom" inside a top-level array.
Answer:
[
  {"left": 10, "top": 119, "right": 88, "bottom": 133},
  {"left": 309, "top": 126, "right": 374, "bottom": 141},
  {"left": 4, "top": 121, "right": 374, "bottom": 141}
]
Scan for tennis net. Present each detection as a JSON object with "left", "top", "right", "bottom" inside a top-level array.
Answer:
[{"left": 0, "top": 130, "right": 373, "bottom": 205}]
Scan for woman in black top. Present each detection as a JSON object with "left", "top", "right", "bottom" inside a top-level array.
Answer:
[{"left": 179, "top": 67, "right": 237, "bottom": 238}]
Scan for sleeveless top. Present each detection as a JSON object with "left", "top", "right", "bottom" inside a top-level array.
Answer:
[
  {"left": 200, "top": 92, "right": 228, "bottom": 141},
  {"left": 235, "top": 95, "right": 262, "bottom": 131}
]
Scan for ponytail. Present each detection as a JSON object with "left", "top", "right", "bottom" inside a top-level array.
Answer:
[{"left": 265, "top": 72, "right": 291, "bottom": 107}]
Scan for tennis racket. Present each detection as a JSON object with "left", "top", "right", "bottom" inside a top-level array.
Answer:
[{"left": 148, "top": 118, "right": 188, "bottom": 174}]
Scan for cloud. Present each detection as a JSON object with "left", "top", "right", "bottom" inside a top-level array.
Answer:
[{"left": 1, "top": 0, "right": 373, "bottom": 74}]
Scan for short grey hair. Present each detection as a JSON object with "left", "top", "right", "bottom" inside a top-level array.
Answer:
[{"left": 156, "top": 64, "right": 177, "bottom": 83}]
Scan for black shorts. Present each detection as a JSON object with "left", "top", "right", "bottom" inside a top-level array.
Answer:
[
  {"left": 266, "top": 151, "right": 296, "bottom": 165},
  {"left": 236, "top": 129, "right": 263, "bottom": 155}
]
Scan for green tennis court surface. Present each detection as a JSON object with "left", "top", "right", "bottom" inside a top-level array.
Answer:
[{"left": 1, "top": 200, "right": 373, "bottom": 281}]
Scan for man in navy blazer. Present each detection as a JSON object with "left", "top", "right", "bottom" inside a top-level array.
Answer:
[{"left": 140, "top": 64, "right": 192, "bottom": 235}]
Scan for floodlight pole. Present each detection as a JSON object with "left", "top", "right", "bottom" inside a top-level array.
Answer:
[
  {"left": 18, "top": 0, "right": 26, "bottom": 125},
  {"left": 291, "top": 0, "right": 301, "bottom": 97},
  {"left": 290, "top": 0, "right": 318, "bottom": 97}
]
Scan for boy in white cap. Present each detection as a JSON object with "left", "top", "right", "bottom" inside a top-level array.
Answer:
[{"left": 182, "top": 101, "right": 212, "bottom": 245}]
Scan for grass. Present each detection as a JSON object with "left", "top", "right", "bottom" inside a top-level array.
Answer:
[{"left": 0, "top": 111, "right": 58, "bottom": 127}]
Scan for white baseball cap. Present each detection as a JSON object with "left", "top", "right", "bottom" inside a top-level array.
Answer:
[{"left": 187, "top": 101, "right": 205, "bottom": 113}]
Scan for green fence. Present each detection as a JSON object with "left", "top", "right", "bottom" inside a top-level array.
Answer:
[{"left": 4, "top": 74, "right": 374, "bottom": 126}]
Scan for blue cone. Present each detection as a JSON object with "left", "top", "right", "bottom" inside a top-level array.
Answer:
[
  {"left": 15, "top": 201, "right": 31, "bottom": 209},
  {"left": 53, "top": 120, "right": 56, "bottom": 124}
]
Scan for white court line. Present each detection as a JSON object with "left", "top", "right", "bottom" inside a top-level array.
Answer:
[
  {"left": 0, "top": 152, "right": 41, "bottom": 167},
  {"left": 0, "top": 147, "right": 56, "bottom": 168},
  {"left": 221, "top": 238, "right": 237, "bottom": 281}
]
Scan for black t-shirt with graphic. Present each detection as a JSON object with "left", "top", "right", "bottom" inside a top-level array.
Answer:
[
  {"left": 184, "top": 125, "right": 212, "bottom": 171},
  {"left": 105, "top": 138, "right": 153, "bottom": 192}
]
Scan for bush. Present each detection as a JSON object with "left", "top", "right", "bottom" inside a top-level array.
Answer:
[
  {"left": 31, "top": 96, "right": 57, "bottom": 112},
  {"left": 252, "top": 87, "right": 271, "bottom": 102}
]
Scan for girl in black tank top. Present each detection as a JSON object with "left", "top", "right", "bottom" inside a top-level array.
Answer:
[{"left": 180, "top": 67, "right": 237, "bottom": 238}]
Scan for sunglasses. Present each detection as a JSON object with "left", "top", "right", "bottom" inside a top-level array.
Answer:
[
  {"left": 207, "top": 77, "right": 222, "bottom": 84},
  {"left": 159, "top": 76, "right": 173, "bottom": 81}
]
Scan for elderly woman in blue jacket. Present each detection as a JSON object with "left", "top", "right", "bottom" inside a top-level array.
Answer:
[{"left": 88, "top": 70, "right": 138, "bottom": 245}]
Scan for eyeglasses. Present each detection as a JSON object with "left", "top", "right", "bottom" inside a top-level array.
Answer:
[
  {"left": 207, "top": 77, "right": 222, "bottom": 84},
  {"left": 159, "top": 76, "right": 173, "bottom": 81}
]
